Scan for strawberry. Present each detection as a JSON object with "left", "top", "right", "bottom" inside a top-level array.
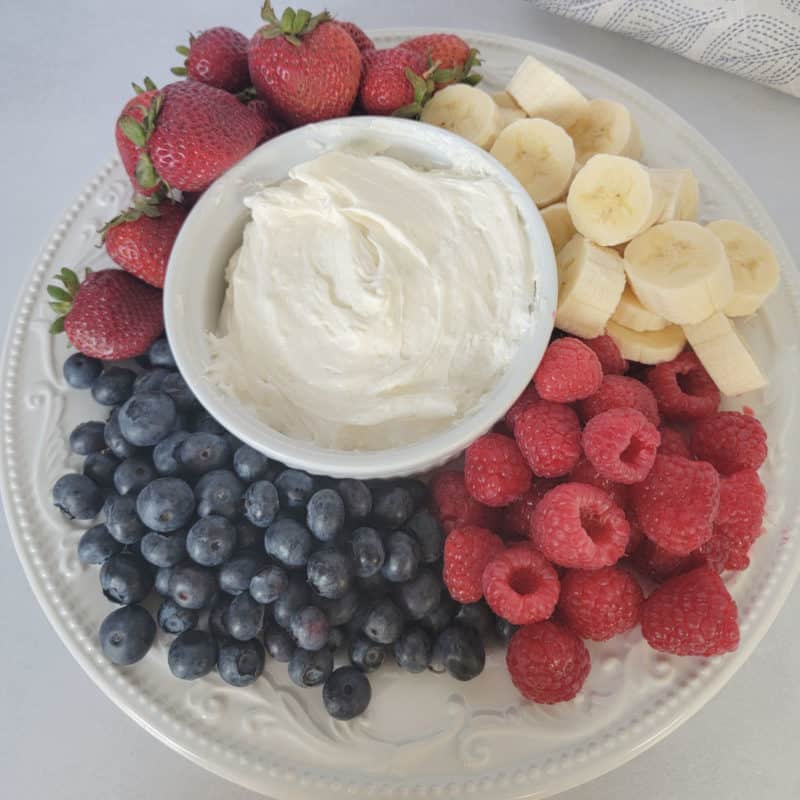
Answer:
[
  {"left": 172, "top": 26, "right": 250, "bottom": 93},
  {"left": 359, "top": 47, "right": 433, "bottom": 117},
  {"left": 338, "top": 21, "right": 374, "bottom": 53},
  {"left": 244, "top": 98, "right": 284, "bottom": 141},
  {"left": 48, "top": 268, "right": 163, "bottom": 360},
  {"left": 402, "top": 33, "right": 481, "bottom": 88},
  {"left": 248, "top": 3, "right": 361, "bottom": 126},
  {"left": 102, "top": 197, "right": 187, "bottom": 288},
  {"left": 115, "top": 78, "right": 160, "bottom": 196}
]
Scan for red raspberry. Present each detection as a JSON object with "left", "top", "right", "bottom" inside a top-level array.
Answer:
[
  {"left": 534, "top": 337, "right": 603, "bottom": 402},
  {"left": 514, "top": 401, "right": 582, "bottom": 478},
  {"left": 577, "top": 375, "right": 660, "bottom": 427},
  {"left": 506, "top": 621, "right": 591, "bottom": 704},
  {"left": 582, "top": 334, "right": 628, "bottom": 375},
  {"left": 693, "top": 531, "right": 731, "bottom": 574},
  {"left": 502, "top": 479, "right": 559, "bottom": 539},
  {"left": 505, "top": 382, "right": 539, "bottom": 430},
  {"left": 690, "top": 411, "right": 768, "bottom": 475},
  {"left": 482, "top": 543, "right": 560, "bottom": 625},
  {"left": 625, "top": 510, "right": 645, "bottom": 555},
  {"left": 582, "top": 408, "right": 660, "bottom": 485},
  {"left": 647, "top": 351, "right": 720, "bottom": 421},
  {"left": 430, "top": 471, "right": 499, "bottom": 533},
  {"left": 641, "top": 566, "right": 739, "bottom": 656},
  {"left": 630, "top": 455, "right": 719, "bottom": 555},
  {"left": 531, "top": 483, "right": 630, "bottom": 569},
  {"left": 464, "top": 433, "right": 532, "bottom": 508},
  {"left": 658, "top": 425, "right": 691, "bottom": 458},
  {"left": 443, "top": 526, "right": 504, "bottom": 603},
  {"left": 558, "top": 566, "right": 644, "bottom": 641},
  {"left": 568, "top": 457, "right": 627, "bottom": 509},
  {"left": 714, "top": 469, "right": 766, "bottom": 570},
  {"left": 630, "top": 538, "right": 694, "bottom": 581}
]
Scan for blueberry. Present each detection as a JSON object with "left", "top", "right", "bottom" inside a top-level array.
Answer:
[
  {"left": 272, "top": 574, "right": 310, "bottom": 630},
  {"left": 243, "top": 480, "right": 279, "bottom": 527},
  {"left": 83, "top": 450, "right": 120, "bottom": 488},
  {"left": 103, "top": 493, "right": 146, "bottom": 544},
  {"left": 406, "top": 509, "right": 444, "bottom": 564},
  {"left": 91, "top": 367, "right": 136, "bottom": 406},
  {"left": 157, "top": 598, "right": 199, "bottom": 635},
  {"left": 160, "top": 372, "right": 196, "bottom": 410},
  {"left": 362, "top": 599, "right": 404, "bottom": 645},
  {"left": 168, "top": 561, "right": 217, "bottom": 610},
  {"left": 455, "top": 601, "right": 494, "bottom": 639},
  {"left": 191, "top": 410, "right": 226, "bottom": 436},
  {"left": 69, "top": 421, "right": 106, "bottom": 455},
  {"left": 100, "top": 552, "right": 154, "bottom": 605},
  {"left": 224, "top": 591, "right": 266, "bottom": 641},
  {"left": 209, "top": 593, "right": 233, "bottom": 638},
  {"left": 152, "top": 431, "right": 190, "bottom": 475},
  {"left": 430, "top": 625, "right": 485, "bottom": 681},
  {"left": 349, "top": 527, "right": 385, "bottom": 578},
  {"left": 315, "top": 589, "right": 359, "bottom": 627},
  {"left": 249, "top": 564, "right": 288, "bottom": 604},
  {"left": 372, "top": 486, "right": 414, "bottom": 529},
  {"left": 394, "top": 626, "right": 432, "bottom": 673},
  {"left": 398, "top": 568, "right": 442, "bottom": 620},
  {"left": 217, "top": 638, "right": 265, "bottom": 687},
  {"left": 264, "top": 625, "right": 294, "bottom": 662},
  {"left": 338, "top": 479, "right": 372, "bottom": 521},
  {"left": 349, "top": 635, "right": 385, "bottom": 673},
  {"left": 275, "top": 469, "right": 314, "bottom": 511},
  {"left": 99, "top": 604, "right": 155, "bottom": 665},
  {"left": 52, "top": 473, "right": 103, "bottom": 520},
  {"left": 306, "top": 489, "right": 345, "bottom": 541},
  {"left": 233, "top": 445, "right": 270, "bottom": 482},
  {"left": 307, "top": 549, "right": 351, "bottom": 601},
  {"left": 63, "top": 352, "right": 102, "bottom": 389},
  {"left": 186, "top": 515, "right": 237, "bottom": 566},
  {"left": 148, "top": 337, "right": 176, "bottom": 368},
  {"left": 288, "top": 647, "right": 333, "bottom": 688},
  {"left": 265, "top": 517, "right": 312, "bottom": 568},
  {"left": 154, "top": 566, "right": 173, "bottom": 597},
  {"left": 168, "top": 630, "right": 217, "bottom": 680},
  {"left": 421, "top": 595, "right": 457, "bottom": 636},
  {"left": 77, "top": 524, "right": 123, "bottom": 565},
  {"left": 139, "top": 530, "right": 185, "bottom": 568},
  {"left": 179, "top": 432, "right": 230, "bottom": 475},
  {"left": 218, "top": 549, "right": 265, "bottom": 595},
  {"left": 104, "top": 408, "right": 142, "bottom": 460},
  {"left": 113, "top": 457, "right": 156, "bottom": 496},
  {"left": 196, "top": 469, "right": 244, "bottom": 518},
  {"left": 133, "top": 368, "right": 173, "bottom": 394},
  {"left": 357, "top": 570, "right": 391, "bottom": 597},
  {"left": 117, "top": 391, "right": 177, "bottom": 447},
  {"left": 323, "top": 667, "right": 371, "bottom": 720},
  {"left": 381, "top": 531, "right": 420, "bottom": 583},
  {"left": 327, "top": 626, "right": 347, "bottom": 651},
  {"left": 290, "top": 606, "right": 330, "bottom": 651},
  {"left": 495, "top": 617, "right": 518, "bottom": 643},
  {"left": 136, "top": 477, "right": 195, "bottom": 532},
  {"left": 399, "top": 478, "right": 428, "bottom": 510}
]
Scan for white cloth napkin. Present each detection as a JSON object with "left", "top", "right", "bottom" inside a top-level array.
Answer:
[{"left": 528, "top": 0, "right": 800, "bottom": 97}]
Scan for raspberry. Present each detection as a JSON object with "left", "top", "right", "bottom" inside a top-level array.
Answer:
[
  {"left": 641, "top": 566, "right": 739, "bottom": 656},
  {"left": 693, "top": 531, "right": 731, "bottom": 574},
  {"left": 533, "top": 337, "right": 603, "bottom": 402},
  {"left": 582, "top": 334, "right": 628, "bottom": 375},
  {"left": 505, "top": 382, "right": 539, "bottom": 430},
  {"left": 482, "top": 543, "right": 560, "bottom": 625},
  {"left": 502, "top": 479, "right": 559, "bottom": 539},
  {"left": 630, "top": 455, "right": 719, "bottom": 555},
  {"left": 506, "top": 621, "right": 591, "bottom": 704},
  {"left": 630, "top": 538, "right": 694, "bottom": 581},
  {"left": 558, "top": 566, "right": 644, "bottom": 641},
  {"left": 690, "top": 411, "right": 767, "bottom": 475},
  {"left": 582, "top": 408, "right": 660, "bottom": 484},
  {"left": 657, "top": 425, "right": 691, "bottom": 458},
  {"left": 625, "top": 510, "right": 645, "bottom": 555},
  {"left": 577, "top": 375, "right": 660, "bottom": 427},
  {"left": 443, "top": 526, "right": 504, "bottom": 603},
  {"left": 568, "top": 457, "right": 627, "bottom": 509},
  {"left": 647, "top": 351, "right": 720, "bottom": 421},
  {"left": 531, "top": 482, "right": 630, "bottom": 569},
  {"left": 464, "top": 433, "right": 531, "bottom": 508},
  {"left": 714, "top": 469, "right": 766, "bottom": 570},
  {"left": 514, "top": 401, "right": 582, "bottom": 478},
  {"left": 431, "top": 470, "right": 500, "bottom": 533}
]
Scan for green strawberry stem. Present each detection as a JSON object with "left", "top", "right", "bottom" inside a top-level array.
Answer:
[
  {"left": 431, "top": 48, "right": 483, "bottom": 86},
  {"left": 171, "top": 39, "right": 194, "bottom": 76},
  {"left": 47, "top": 268, "right": 81, "bottom": 335},
  {"left": 119, "top": 89, "right": 165, "bottom": 191},
  {"left": 99, "top": 192, "right": 167, "bottom": 239},
  {"left": 260, "top": 1, "right": 331, "bottom": 46},
  {"left": 393, "top": 66, "right": 438, "bottom": 120}
]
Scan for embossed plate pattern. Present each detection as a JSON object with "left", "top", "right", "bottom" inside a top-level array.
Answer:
[{"left": 2, "top": 30, "right": 799, "bottom": 800}]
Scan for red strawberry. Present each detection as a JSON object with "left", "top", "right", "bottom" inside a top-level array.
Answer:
[
  {"left": 401, "top": 33, "right": 481, "bottom": 88},
  {"left": 245, "top": 98, "right": 284, "bottom": 141},
  {"left": 248, "top": 3, "right": 361, "bottom": 126},
  {"left": 172, "top": 26, "right": 250, "bottom": 93},
  {"left": 339, "top": 21, "right": 374, "bottom": 52},
  {"left": 359, "top": 47, "right": 433, "bottom": 117},
  {"left": 115, "top": 79, "right": 160, "bottom": 196},
  {"left": 48, "top": 268, "right": 163, "bottom": 359},
  {"left": 102, "top": 197, "right": 187, "bottom": 288}
]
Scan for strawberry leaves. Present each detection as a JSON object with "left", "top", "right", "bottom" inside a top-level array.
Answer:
[
  {"left": 171, "top": 42, "right": 192, "bottom": 76},
  {"left": 393, "top": 68, "right": 437, "bottom": 120},
  {"left": 47, "top": 268, "right": 81, "bottom": 335},
  {"left": 119, "top": 90, "right": 164, "bottom": 191},
  {"left": 99, "top": 194, "right": 166, "bottom": 240},
  {"left": 260, "top": 1, "right": 331, "bottom": 45},
  {"left": 432, "top": 47, "right": 483, "bottom": 87}
]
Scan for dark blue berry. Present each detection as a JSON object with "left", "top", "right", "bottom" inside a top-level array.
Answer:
[
  {"left": 265, "top": 517, "right": 312, "bottom": 568},
  {"left": 349, "top": 636, "right": 384, "bottom": 673},
  {"left": 224, "top": 591, "right": 266, "bottom": 641},
  {"left": 186, "top": 516, "right": 237, "bottom": 566},
  {"left": 244, "top": 480, "right": 279, "bottom": 527},
  {"left": 249, "top": 564, "right": 288, "bottom": 604},
  {"left": 381, "top": 531, "right": 420, "bottom": 583},
  {"left": 398, "top": 568, "right": 442, "bottom": 620},
  {"left": 133, "top": 368, "right": 172, "bottom": 394},
  {"left": 217, "top": 550, "right": 265, "bottom": 595},
  {"left": 179, "top": 432, "right": 230, "bottom": 475},
  {"left": 157, "top": 598, "right": 199, "bottom": 635},
  {"left": 327, "top": 626, "right": 347, "bottom": 651},
  {"left": 52, "top": 473, "right": 103, "bottom": 520},
  {"left": 323, "top": 667, "right": 371, "bottom": 720},
  {"left": 362, "top": 598, "right": 404, "bottom": 644},
  {"left": 140, "top": 529, "right": 187, "bottom": 568},
  {"left": 394, "top": 626, "right": 431, "bottom": 673},
  {"left": 274, "top": 469, "right": 314, "bottom": 511},
  {"left": 357, "top": 570, "right": 391, "bottom": 597},
  {"left": 148, "top": 337, "right": 176, "bottom": 368},
  {"left": 113, "top": 457, "right": 156, "bottom": 496},
  {"left": 154, "top": 566, "right": 173, "bottom": 597},
  {"left": 160, "top": 372, "right": 196, "bottom": 410},
  {"left": 103, "top": 493, "right": 146, "bottom": 544},
  {"left": 399, "top": 478, "right": 428, "bottom": 509},
  {"left": 195, "top": 469, "right": 243, "bottom": 518},
  {"left": 306, "top": 489, "right": 345, "bottom": 541},
  {"left": 83, "top": 450, "right": 120, "bottom": 488},
  {"left": 118, "top": 391, "right": 177, "bottom": 447},
  {"left": 233, "top": 445, "right": 270, "bottom": 482},
  {"left": 91, "top": 367, "right": 135, "bottom": 406},
  {"left": 77, "top": 523, "right": 122, "bottom": 565},
  {"left": 104, "top": 408, "right": 142, "bottom": 460},
  {"left": 209, "top": 593, "right": 233, "bottom": 638},
  {"left": 455, "top": 601, "right": 494, "bottom": 639},
  {"left": 63, "top": 352, "right": 102, "bottom": 389},
  {"left": 338, "top": 479, "right": 372, "bottom": 521},
  {"left": 495, "top": 617, "right": 518, "bottom": 643},
  {"left": 407, "top": 509, "right": 444, "bottom": 564},
  {"left": 272, "top": 574, "right": 310, "bottom": 630},
  {"left": 349, "top": 527, "right": 385, "bottom": 578},
  {"left": 191, "top": 410, "right": 226, "bottom": 436},
  {"left": 69, "top": 421, "right": 106, "bottom": 455},
  {"left": 315, "top": 589, "right": 359, "bottom": 627},
  {"left": 136, "top": 477, "right": 195, "bottom": 532},
  {"left": 235, "top": 519, "right": 263, "bottom": 550},
  {"left": 168, "top": 630, "right": 217, "bottom": 680},
  {"left": 307, "top": 548, "right": 352, "bottom": 600},
  {"left": 372, "top": 486, "right": 414, "bottom": 529},
  {"left": 290, "top": 606, "right": 330, "bottom": 651},
  {"left": 99, "top": 604, "right": 155, "bottom": 665},
  {"left": 264, "top": 625, "right": 294, "bottom": 662},
  {"left": 168, "top": 561, "right": 217, "bottom": 610},
  {"left": 430, "top": 625, "right": 485, "bottom": 681},
  {"left": 288, "top": 647, "right": 333, "bottom": 688},
  {"left": 217, "top": 638, "right": 265, "bottom": 687},
  {"left": 100, "top": 552, "right": 153, "bottom": 605},
  {"left": 421, "top": 595, "right": 457, "bottom": 636},
  {"left": 152, "top": 431, "right": 190, "bottom": 475}
]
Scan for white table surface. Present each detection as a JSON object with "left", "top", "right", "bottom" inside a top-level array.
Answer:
[{"left": 1, "top": 1, "right": 798, "bottom": 798}]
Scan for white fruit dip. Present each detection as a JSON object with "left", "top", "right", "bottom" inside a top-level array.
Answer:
[{"left": 207, "top": 150, "right": 534, "bottom": 450}]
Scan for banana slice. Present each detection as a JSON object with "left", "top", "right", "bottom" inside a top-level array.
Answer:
[
  {"left": 506, "top": 55, "right": 588, "bottom": 128},
  {"left": 567, "top": 154, "right": 663, "bottom": 246},
  {"left": 555, "top": 234, "right": 626, "bottom": 338},
  {"left": 420, "top": 84, "right": 502, "bottom": 149},
  {"left": 606, "top": 320, "right": 686, "bottom": 365},
  {"left": 612, "top": 283, "right": 669, "bottom": 332},
  {"left": 492, "top": 91, "right": 526, "bottom": 128},
  {"left": 566, "top": 99, "right": 642, "bottom": 164},
  {"left": 707, "top": 219, "right": 780, "bottom": 317},
  {"left": 490, "top": 118, "right": 576, "bottom": 208},
  {"left": 683, "top": 312, "right": 767, "bottom": 396},
  {"left": 541, "top": 202, "right": 576, "bottom": 253},
  {"left": 623, "top": 220, "right": 734, "bottom": 325},
  {"left": 649, "top": 168, "right": 699, "bottom": 222}
]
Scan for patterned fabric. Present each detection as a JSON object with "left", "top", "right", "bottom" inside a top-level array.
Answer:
[{"left": 528, "top": 0, "right": 800, "bottom": 96}]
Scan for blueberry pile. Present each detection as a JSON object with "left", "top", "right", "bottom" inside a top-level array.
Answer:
[{"left": 56, "top": 340, "right": 509, "bottom": 720}]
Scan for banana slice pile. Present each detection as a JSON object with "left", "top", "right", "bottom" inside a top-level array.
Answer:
[{"left": 419, "top": 54, "right": 781, "bottom": 398}]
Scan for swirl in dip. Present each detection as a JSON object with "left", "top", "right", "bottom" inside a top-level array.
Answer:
[{"left": 207, "top": 150, "right": 534, "bottom": 450}]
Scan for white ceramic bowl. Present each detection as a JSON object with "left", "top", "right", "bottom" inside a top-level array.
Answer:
[{"left": 164, "top": 116, "right": 557, "bottom": 478}]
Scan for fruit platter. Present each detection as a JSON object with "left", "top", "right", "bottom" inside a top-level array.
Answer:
[{"left": 2, "top": 4, "right": 800, "bottom": 799}]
